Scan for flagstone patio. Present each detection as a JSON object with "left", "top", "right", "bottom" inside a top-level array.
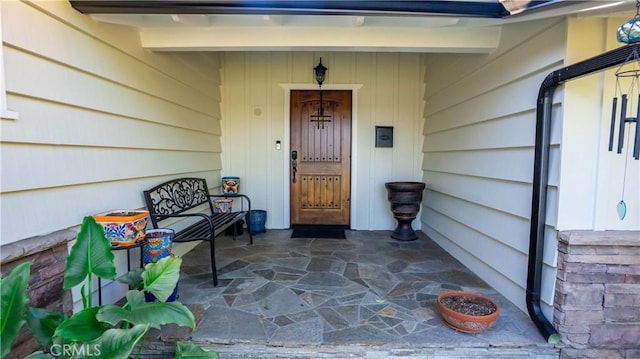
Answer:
[{"left": 161, "top": 229, "right": 560, "bottom": 358}]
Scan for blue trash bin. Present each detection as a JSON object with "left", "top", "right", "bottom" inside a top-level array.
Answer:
[{"left": 246, "top": 210, "right": 267, "bottom": 234}]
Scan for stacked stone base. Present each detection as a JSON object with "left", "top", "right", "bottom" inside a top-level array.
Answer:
[
  {"left": 1, "top": 230, "right": 75, "bottom": 358},
  {"left": 554, "top": 231, "right": 640, "bottom": 359}
]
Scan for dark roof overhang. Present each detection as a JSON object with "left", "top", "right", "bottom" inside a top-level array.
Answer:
[{"left": 68, "top": 0, "right": 569, "bottom": 18}]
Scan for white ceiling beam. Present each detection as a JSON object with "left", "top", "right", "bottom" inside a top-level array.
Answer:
[
  {"left": 169, "top": 14, "right": 211, "bottom": 26},
  {"left": 90, "top": 14, "right": 144, "bottom": 27},
  {"left": 139, "top": 26, "right": 501, "bottom": 53},
  {"left": 262, "top": 15, "right": 284, "bottom": 25}
]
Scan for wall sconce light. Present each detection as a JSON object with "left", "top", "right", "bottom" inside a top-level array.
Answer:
[
  {"left": 310, "top": 58, "right": 331, "bottom": 129},
  {"left": 314, "top": 58, "right": 327, "bottom": 88}
]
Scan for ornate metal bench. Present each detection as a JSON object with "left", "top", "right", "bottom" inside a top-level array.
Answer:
[{"left": 143, "top": 177, "right": 252, "bottom": 286}]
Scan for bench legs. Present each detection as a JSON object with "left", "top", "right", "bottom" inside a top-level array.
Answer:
[
  {"left": 210, "top": 238, "right": 218, "bottom": 286},
  {"left": 229, "top": 219, "right": 253, "bottom": 245}
]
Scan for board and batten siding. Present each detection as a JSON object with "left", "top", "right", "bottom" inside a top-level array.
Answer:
[
  {"left": 1, "top": 1, "right": 223, "bottom": 247},
  {"left": 220, "top": 52, "right": 425, "bottom": 230},
  {"left": 422, "top": 18, "right": 567, "bottom": 317}
]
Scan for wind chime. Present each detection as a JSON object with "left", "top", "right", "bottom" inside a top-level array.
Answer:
[
  {"left": 609, "top": 0, "right": 640, "bottom": 220},
  {"left": 310, "top": 58, "right": 332, "bottom": 129}
]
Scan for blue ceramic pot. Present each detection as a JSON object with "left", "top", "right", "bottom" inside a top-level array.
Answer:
[{"left": 143, "top": 228, "right": 174, "bottom": 264}]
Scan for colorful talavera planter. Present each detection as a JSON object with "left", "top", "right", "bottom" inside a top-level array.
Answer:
[
  {"left": 142, "top": 228, "right": 174, "bottom": 264},
  {"left": 221, "top": 176, "right": 240, "bottom": 195},
  {"left": 93, "top": 210, "right": 149, "bottom": 247},
  {"left": 142, "top": 230, "right": 177, "bottom": 302},
  {"left": 214, "top": 199, "right": 233, "bottom": 213}
]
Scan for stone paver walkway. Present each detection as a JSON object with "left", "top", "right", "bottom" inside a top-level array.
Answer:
[{"left": 171, "top": 230, "right": 559, "bottom": 358}]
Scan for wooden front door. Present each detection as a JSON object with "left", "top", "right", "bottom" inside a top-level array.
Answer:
[{"left": 290, "top": 90, "right": 351, "bottom": 226}]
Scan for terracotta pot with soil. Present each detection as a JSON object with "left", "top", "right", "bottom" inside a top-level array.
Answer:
[{"left": 436, "top": 290, "right": 500, "bottom": 333}]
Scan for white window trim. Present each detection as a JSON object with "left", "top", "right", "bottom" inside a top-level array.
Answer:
[{"left": 1, "top": 7, "right": 19, "bottom": 121}]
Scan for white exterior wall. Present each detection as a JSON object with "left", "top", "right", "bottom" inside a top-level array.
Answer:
[
  {"left": 1, "top": 1, "right": 224, "bottom": 247},
  {"left": 2, "top": 0, "right": 223, "bottom": 306},
  {"left": 422, "top": 18, "right": 567, "bottom": 318},
  {"left": 220, "top": 52, "right": 425, "bottom": 230},
  {"left": 561, "top": 17, "right": 640, "bottom": 231}
]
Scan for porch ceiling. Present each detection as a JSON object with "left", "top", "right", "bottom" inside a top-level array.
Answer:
[{"left": 70, "top": 1, "right": 634, "bottom": 53}]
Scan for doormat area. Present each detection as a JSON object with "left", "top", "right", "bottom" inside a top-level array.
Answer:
[{"left": 291, "top": 229, "right": 346, "bottom": 239}]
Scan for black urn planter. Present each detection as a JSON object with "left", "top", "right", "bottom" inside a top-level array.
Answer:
[{"left": 385, "top": 182, "right": 426, "bottom": 241}]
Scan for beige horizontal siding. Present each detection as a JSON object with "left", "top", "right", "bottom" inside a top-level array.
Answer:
[
  {"left": 2, "top": 96, "right": 221, "bottom": 150},
  {"left": 421, "top": 18, "right": 567, "bottom": 314},
  {"left": 1, "top": 1, "right": 223, "bottom": 244}
]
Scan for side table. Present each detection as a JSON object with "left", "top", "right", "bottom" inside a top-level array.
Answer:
[{"left": 97, "top": 239, "right": 147, "bottom": 305}]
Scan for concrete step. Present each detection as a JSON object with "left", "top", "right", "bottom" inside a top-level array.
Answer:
[{"left": 140, "top": 340, "right": 560, "bottom": 359}]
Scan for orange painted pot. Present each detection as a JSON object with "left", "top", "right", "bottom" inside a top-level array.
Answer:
[{"left": 94, "top": 210, "right": 149, "bottom": 247}]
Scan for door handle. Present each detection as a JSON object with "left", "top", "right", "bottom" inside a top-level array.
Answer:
[{"left": 291, "top": 150, "right": 298, "bottom": 183}]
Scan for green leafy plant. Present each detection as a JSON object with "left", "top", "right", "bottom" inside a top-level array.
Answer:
[
  {"left": 63, "top": 216, "right": 117, "bottom": 309},
  {"left": 175, "top": 342, "right": 219, "bottom": 359},
  {"left": 0, "top": 216, "right": 218, "bottom": 359},
  {"left": 1, "top": 262, "right": 31, "bottom": 359}
]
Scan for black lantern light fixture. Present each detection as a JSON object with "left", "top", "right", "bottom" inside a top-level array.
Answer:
[
  {"left": 314, "top": 58, "right": 327, "bottom": 88},
  {"left": 310, "top": 58, "right": 332, "bottom": 129}
]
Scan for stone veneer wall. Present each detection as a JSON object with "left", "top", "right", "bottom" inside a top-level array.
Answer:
[
  {"left": 554, "top": 230, "right": 640, "bottom": 359},
  {"left": 1, "top": 230, "right": 76, "bottom": 358}
]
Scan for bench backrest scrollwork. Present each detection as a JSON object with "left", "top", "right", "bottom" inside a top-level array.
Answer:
[{"left": 143, "top": 177, "right": 215, "bottom": 227}]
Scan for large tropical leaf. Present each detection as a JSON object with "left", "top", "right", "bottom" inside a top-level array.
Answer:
[
  {"left": 142, "top": 256, "right": 181, "bottom": 302},
  {"left": 64, "top": 216, "right": 116, "bottom": 289},
  {"left": 53, "top": 307, "right": 111, "bottom": 343},
  {"left": 101, "top": 290, "right": 145, "bottom": 320},
  {"left": 91, "top": 304, "right": 129, "bottom": 328},
  {"left": 175, "top": 342, "right": 219, "bottom": 359},
  {"left": 116, "top": 268, "right": 144, "bottom": 290},
  {"left": 1, "top": 262, "right": 31, "bottom": 359},
  {"left": 25, "top": 307, "right": 67, "bottom": 347},
  {"left": 124, "top": 290, "right": 145, "bottom": 310},
  {"left": 77, "top": 324, "right": 149, "bottom": 359},
  {"left": 97, "top": 301, "right": 195, "bottom": 330}
]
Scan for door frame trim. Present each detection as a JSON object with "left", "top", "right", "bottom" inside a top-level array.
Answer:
[{"left": 281, "top": 83, "right": 363, "bottom": 228}]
